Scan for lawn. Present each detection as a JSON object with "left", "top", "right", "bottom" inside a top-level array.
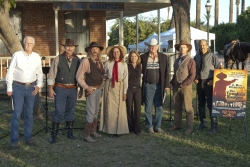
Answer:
[{"left": 0, "top": 79, "right": 250, "bottom": 167}]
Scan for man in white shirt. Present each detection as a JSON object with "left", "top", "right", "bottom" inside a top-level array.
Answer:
[{"left": 6, "top": 36, "right": 43, "bottom": 149}]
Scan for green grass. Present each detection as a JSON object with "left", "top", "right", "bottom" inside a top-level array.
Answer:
[{"left": 0, "top": 78, "right": 250, "bottom": 167}]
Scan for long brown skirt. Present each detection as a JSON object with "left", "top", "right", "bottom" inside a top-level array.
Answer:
[{"left": 99, "top": 79, "right": 129, "bottom": 134}]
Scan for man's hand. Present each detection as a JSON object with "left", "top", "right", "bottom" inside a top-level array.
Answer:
[
  {"left": 32, "top": 85, "right": 39, "bottom": 96},
  {"left": 194, "top": 79, "right": 199, "bottom": 84},
  {"left": 165, "top": 87, "right": 170, "bottom": 91},
  {"left": 7, "top": 92, "right": 12, "bottom": 97},
  {"left": 49, "top": 85, "right": 56, "bottom": 98},
  {"left": 123, "top": 94, "right": 127, "bottom": 101},
  {"left": 207, "top": 80, "right": 213, "bottom": 86},
  {"left": 86, "top": 87, "right": 94, "bottom": 95}
]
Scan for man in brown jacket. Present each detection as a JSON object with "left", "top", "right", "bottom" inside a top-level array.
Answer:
[{"left": 169, "top": 40, "right": 196, "bottom": 135}]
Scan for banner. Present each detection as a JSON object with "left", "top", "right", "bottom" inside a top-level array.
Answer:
[{"left": 212, "top": 69, "right": 248, "bottom": 118}]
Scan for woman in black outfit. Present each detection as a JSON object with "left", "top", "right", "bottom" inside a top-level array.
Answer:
[{"left": 126, "top": 51, "right": 142, "bottom": 135}]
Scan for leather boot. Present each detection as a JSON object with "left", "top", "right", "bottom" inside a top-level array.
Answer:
[
  {"left": 83, "top": 122, "right": 96, "bottom": 143},
  {"left": 185, "top": 112, "right": 194, "bottom": 135},
  {"left": 197, "top": 107, "right": 207, "bottom": 130},
  {"left": 50, "top": 122, "right": 59, "bottom": 144},
  {"left": 207, "top": 117, "right": 218, "bottom": 134},
  {"left": 91, "top": 119, "right": 101, "bottom": 138},
  {"left": 66, "top": 121, "right": 77, "bottom": 140}
]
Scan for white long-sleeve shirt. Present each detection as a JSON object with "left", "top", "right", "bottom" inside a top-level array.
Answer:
[{"left": 6, "top": 51, "right": 43, "bottom": 92}]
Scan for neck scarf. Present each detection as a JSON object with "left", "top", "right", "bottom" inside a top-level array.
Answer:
[{"left": 112, "top": 60, "right": 121, "bottom": 88}]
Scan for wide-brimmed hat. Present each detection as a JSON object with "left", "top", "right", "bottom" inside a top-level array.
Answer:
[
  {"left": 85, "top": 42, "right": 104, "bottom": 52},
  {"left": 61, "top": 39, "right": 78, "bottom": 47},
  {"left": 144, "top": 38, "right": 162, "bottom": 46},
  {"left": 106, "top": 45, "right": 127, "bottom": 57},
  {"left": 174, "top": 40, "right": 192, "bottom": 52},
  {"left": 216, "top": 72, "right": 227, "bottom": 79}
]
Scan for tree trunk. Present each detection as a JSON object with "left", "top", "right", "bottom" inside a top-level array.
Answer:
[
  {"left": 241, "top": 0, "right": 245, "bottom": 13},
  {"left": 0, "top": 0, "right": 23, "bottom": 54},
  {"left": 168, "top": 12, "right": 175, "bottom": 30},
  {"left": 229, "top": 0, "right": 234, "bottom": 23},
  {"left": 171, "top": 0, "right": 191, "bottom": 44},
  {"left": 196, "top": 0, "right": 201, "bottom": 29},
  {"left": 214, "top": 0, "right": 219, "bottom": 26}
]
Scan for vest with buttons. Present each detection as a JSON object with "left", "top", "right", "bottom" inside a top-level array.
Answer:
[
  {"left": 55, "top": 54, "right": 79, "bottom": 84},
  {"left": 173, "top": 56, "right": 191, "bottom": 84},
  {"left": 85, "top": 58, "right": 104, "bottom": 86}
]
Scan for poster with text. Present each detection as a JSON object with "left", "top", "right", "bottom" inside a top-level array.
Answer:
[{"left": 212, "top": 69, "right": 248, "bottom": 118}]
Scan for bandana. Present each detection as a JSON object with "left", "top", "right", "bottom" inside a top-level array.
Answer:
[{"left": 112, "top": 60, "right": 121, "bottom": 88}]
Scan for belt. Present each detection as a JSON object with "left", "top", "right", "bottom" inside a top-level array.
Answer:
[
  {"left": 128, "top": 86, "right": 140, "bottom": 90},
  {"left": 91, "top": 84, "right": 103, "bottom": 90},
  {"left": 14, "top": 81, "right": 36, "bottom": 86},
  {"left": 55, "top": 83, "right": 77, "bottom": 89}
]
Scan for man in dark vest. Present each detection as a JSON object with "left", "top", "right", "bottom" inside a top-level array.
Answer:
[
  {"left": 76, "top": 42, "right": 104, "bottom": 142},
  {"left": 48, "top": 39, "right": 80, "bottom": 144},
  {"left": 169, "top": 40, "right": 196, "bottom": 135},
  {"left": 141, "top": 38, "right": 169, "bottom": 133}
]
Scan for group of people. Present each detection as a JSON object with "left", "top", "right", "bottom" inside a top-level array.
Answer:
[{"left": 6, "top": 36, "right": 221, "bottom": 149}]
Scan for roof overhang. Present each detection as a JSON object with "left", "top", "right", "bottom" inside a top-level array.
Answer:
[{"left": 16, "top": 0, "right": 171, "bottom": 20}]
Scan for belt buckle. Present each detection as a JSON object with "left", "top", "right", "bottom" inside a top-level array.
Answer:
[
  {"left": 132, "top": 87, "right": 136, "bottom": 89},
  {"left": 25, "top": 83, "right": 31, "bottom": 86}
]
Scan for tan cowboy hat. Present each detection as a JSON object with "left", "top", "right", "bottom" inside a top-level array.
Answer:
[
  {"left": 106, "top": 45, "right": 127, "bottom": 57},
  {"left": 174, "top": 40, "right": 192, "bottom": 52},
  {"left": 61, "top": 39, "right": 78, "bottom": 47},
  {"left": 85, "top": 42, "right": 104, "bottom": 52},
  {"left": 144, "top": 38, "right": 162, "bottom": 46}
]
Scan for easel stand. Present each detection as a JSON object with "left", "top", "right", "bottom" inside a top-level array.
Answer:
[{"left": 34, "top": 67, "right": 51, "bottom": 135}]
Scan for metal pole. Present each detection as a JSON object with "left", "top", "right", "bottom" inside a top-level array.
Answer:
[
  {"left": 207, "top": 12, "right": 210, "bottom": 46},
  {"left": 136, "top": 14, "right": 139, "bottom": 52}
]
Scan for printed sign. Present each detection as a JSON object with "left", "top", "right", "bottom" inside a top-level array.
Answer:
[{"left": 212, "top": 69, "right": 248, "bottom": 118}]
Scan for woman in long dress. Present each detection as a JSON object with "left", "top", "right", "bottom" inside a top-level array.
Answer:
[{"left": 99, "top": 45, "right": 129, "bottom": 137}]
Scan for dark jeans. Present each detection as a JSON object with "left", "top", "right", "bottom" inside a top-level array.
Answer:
[
  {"left": 126, "top": 88, "right": 141, "bottom": 133},
  {"left": 197, "top": 79, "right": 213, "bottom": 119},
  {"left": 52, "top": 86, "right": 77, "bottom": 123}
]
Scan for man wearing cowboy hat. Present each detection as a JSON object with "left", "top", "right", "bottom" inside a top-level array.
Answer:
[
  {"left": 141, "top": 38, "right": 170, "bottom": 133},
  {"left": 169, "top": 40, "right": 196, "bottom": 135},
  {"left": 48, "top": 39, "right": 80, "bottom": 143},
  {"left": 76, "top": 42, "right": 104, "bottom": 142},
  {"left": 194, "top": 39, "right": 222, "bottom": 134}
]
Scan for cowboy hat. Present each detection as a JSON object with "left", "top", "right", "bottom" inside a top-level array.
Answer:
[
  {"left": 85, "top": 42, "right": 104, "bottom": 52},
  {"left": 174, "top": 40, "right": 192, "bottom": 52},
  {"left": 106, "top": 45, "right": 127, "bottom": 57},
  {"left": 61, "top": 39, "right": 78, "bottom": 47},
  {"left": 144, "top": 38, "right": 162, "bottom": 46}
]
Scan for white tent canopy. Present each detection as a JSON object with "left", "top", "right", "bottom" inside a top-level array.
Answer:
[
  {"left": 128, "top": 27, "right": 216, "bottom": 57},
  {"left": 161, "top": 27, "right": 216, "bottom": 57}
]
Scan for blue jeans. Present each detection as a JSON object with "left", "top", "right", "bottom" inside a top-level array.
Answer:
[
  {"left": 52, "top": 87, "right": 77, "bottom": 123},
  {"left": 144, "top": 83, "right": 163, "bottom": 129},
  {"left": 85, "top": 87, "right": 102, "bottom": 123},
  {"left": 10, "top": 82, "right": 36, "bottom": 144}
]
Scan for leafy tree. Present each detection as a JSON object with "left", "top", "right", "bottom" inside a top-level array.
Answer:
[
  {"left": 236, "top": 7, "right": 250, "bottom": 43},
  {"left": 210, "top": 23, "right": 238, "bottom": 53},
  {"left": 108, "top": 17, "right": 170, "bottom": 47}
]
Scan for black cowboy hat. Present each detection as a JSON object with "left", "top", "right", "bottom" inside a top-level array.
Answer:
[
  {"left": 174, "top": 40, "right": 192, "bottom": 52},
  {"left": 61, "top": 39, "right": 78, "bottom": 47},
  {"left": 85, "top": 42, "right": 104, "bottom": 52}
]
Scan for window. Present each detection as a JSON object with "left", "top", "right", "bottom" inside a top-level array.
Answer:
[{"left": 64, "top": 12, "right": 89, "bottom": 55}]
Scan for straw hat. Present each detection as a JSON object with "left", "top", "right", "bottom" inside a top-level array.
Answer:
[
  {"left": 85, "top": 42, "right": 104, "bottom": 52},
  {"left": 144, "top": 38, "right": 162, "bottom": 46},
  {"left": 174, "top": 40, "right": 192, "bottom": 52},
  {"left": 61, "top": 39, "right": 78, "bottom": 47},
  {"left": 106, "top": 45, "right": 127, "bottom": 57}
]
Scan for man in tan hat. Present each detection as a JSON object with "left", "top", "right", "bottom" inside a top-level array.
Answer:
[
  {"left": 76, "top": 42, "right": 104, "bottom": 142},
  {"left": 169, "top": 40, "right": 196, "bottom": 135},
  {"left": 48, "top": 39, "right": 80, "bottom": 143},
  {"left": 194, "top": 39, "right": 222, "bottom": 134},
  {"left": 141, "top": 38, "right": 169, "bottom": 133}
]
